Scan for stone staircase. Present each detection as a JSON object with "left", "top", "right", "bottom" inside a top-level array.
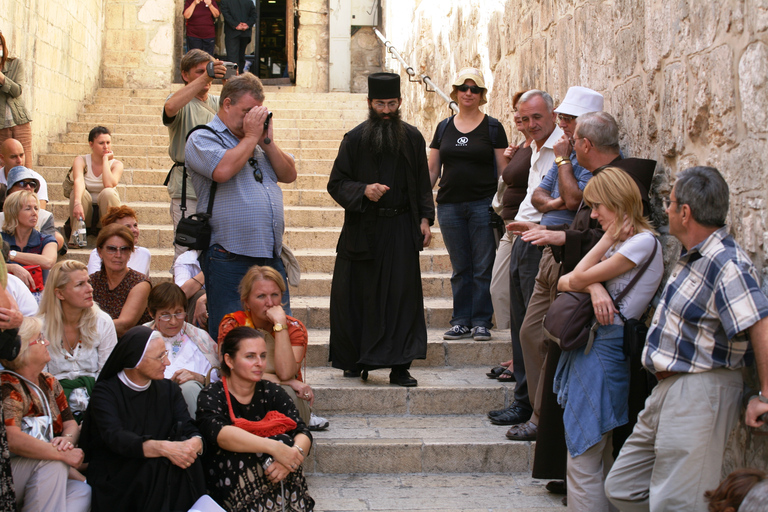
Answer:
[{"left": 37, "top": 86, "right": 563, "bottom": 511}]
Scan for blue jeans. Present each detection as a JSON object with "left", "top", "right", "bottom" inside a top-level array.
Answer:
[
  {"left": 201, "top": 244, "right": 291, "bottom": 340},
  {"left": 437, "top": 198, "right": 496, "bottom": 328}
]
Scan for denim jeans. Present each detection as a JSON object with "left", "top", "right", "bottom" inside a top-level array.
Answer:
[
  {"left": 201, "top": 244, "right": 291, "bottom": 340},
  {"left": 437, "top": 198, "right": 496, "bottom": 328}
]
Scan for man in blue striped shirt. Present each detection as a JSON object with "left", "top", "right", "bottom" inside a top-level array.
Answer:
[
  {"left": 186, "top": 73, "right": 297, "bottom": 339},
  {"left": 605, "top": 166, "right": 768, "bottom": 511}
]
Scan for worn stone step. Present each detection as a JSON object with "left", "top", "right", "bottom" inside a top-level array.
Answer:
[
  {"left": 290, "top": 248, "right": 452, "bottom": 274},
  {"left": 305, "top": 473, "right": 564, "bottom": 511},
  {"left": 283, "top": 228, "right": 444, "bottom": 252},
  {"left": 65, "top": 247, "right": 175, "bottom": 274},
  {"left": 296, "top": 159, "right": 334, "bottom": 174},
  {"left": 37, "top": 153, "right": 173, "bottom": 170},
  {"left": 77, "top": 113, "right": 161, "bottom": 126},
  {"left": 283, "top": 189, "right": 340, "bottom": 207},
  {"left": 303, "top": 329, "right": 512, "bottom": 368},
  {"left": 50, "top": 201, "right": 172, "bottom": 225},
  {"left": 292, "top": 271, "right": 451, "bottom": 298},
  {"left": 94, "top": 88, "right": 365, "bottom": 101},
  {"left": 281, "top": 174, "right": 333, "bottom": 190},
  {"left": 290, "top": 296, "right": 452, "bottom": 330},
  {"left": 56, "top": 132, "right": 171, "bottom": 147},
  {"left": 47, "top": 183, "right": 169, "bottom": 203},
  {"left": 65, "top": 121, "right": 167, "bottom": 137}
]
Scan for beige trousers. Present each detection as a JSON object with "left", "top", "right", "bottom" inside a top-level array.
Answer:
[{"left": 69, "top": 186, "right": 121, "bottom": 229}]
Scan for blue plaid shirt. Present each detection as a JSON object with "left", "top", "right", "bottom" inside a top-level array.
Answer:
[
  {"left": 643, "top": 227, "right": 768, "bottom": 373},
  {"left": 185, "top": 116, "right": 287, "bottom": 259}
]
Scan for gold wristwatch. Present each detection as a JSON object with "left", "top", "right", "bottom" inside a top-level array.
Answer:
[
  {"left": 555, "top": 156, "right": 570, "bottom": 167},
  {"left": 273, "top": 323, "right": 285, "bottom": 332}
]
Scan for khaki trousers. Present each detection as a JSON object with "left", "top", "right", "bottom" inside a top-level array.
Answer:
[
  {"left": 69, "top": 186, "right": 121, "bottom": 229},
  {"left": 567, "top": 431, "right": 618, "bottom": 512},
  {"left": 490, "top": 228, "right": 515, "bottom": 330},
  {"left": 11, "top": 456, "right": 91, "bottom": 512}
]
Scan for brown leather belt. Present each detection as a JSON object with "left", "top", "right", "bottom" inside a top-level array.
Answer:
[{"left": 656, "top": 371, "right": 679, "bottom": 381}]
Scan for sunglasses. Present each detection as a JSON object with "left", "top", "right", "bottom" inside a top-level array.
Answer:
[
  {"left": 15, "top": 180, "right": 37, "bottom": 189},
  {"left": 104, "top": 245, "right": 131, "bottom": 255},
  {"left": 249, "top": 157, "right": 262, "bottom": 183},
  {"left": 456, "top": 84, "right": 482, "bottom": 94},
  {"left": 557, "top": 113, "right": 578, "bottom": 123}
]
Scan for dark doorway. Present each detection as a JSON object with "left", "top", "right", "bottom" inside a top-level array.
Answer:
[{"left": 254, "top": 0, "right": 296, "bottom": 82}]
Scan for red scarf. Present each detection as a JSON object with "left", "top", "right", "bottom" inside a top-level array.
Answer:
[{"left": 222, "top": 376, "right": 297, "bottom": 437}]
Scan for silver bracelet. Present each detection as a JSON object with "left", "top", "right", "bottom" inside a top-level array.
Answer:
[{"left": 294, "top": 445, "right": 305, "bottom": 456}]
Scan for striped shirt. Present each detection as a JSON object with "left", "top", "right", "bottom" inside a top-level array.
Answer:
[
  {"left": 185, "top": 115, "right": 286, "bottom": 258},
  {"left": 643, "top": 227, "right": 768, "bottom": 373}
]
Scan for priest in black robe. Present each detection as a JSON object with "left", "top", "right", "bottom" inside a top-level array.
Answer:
[{"left": 327, "top": 72, "right": 435, "bottom": 387}]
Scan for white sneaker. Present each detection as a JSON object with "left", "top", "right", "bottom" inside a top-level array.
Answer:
[{"left": 308, "top": 413, "right": 329, "bottom": 431}]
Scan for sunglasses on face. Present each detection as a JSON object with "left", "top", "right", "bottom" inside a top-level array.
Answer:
[
  {"left": 456, "top": 84, "right": 482, "bottom": 94},
  {"left": 104, "top": 245, "right": 131, "bottom": 255},
  {"left": 249, "top": 157, "right": 263, "bottom": 183},
  {"left": 557, "top": 113, "right": 578, "bottom": 123},
  {"left": 15, "top": 180, "right": 37, "bottom": 189}
]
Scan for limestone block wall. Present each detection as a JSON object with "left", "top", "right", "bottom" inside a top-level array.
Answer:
[
  {"left": 383, "top": 0, "right": 768, "bottom": 470},
  {"left": 295, "top": 0, "right": 330, "bottom": 90},
  {"left": 103, "top": 0, "right": 175, "bottom": 89},
  {"left": 351, "top": 27, "right": 383, "bottom": 92},
  {"left": 0, "top": 0, "right": 105, "bottom": 165}
]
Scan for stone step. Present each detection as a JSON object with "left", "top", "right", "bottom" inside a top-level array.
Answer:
[
  {"left": 294, "top": 271, "right": 451, "bottom": 298},
  {"left": 291, "top": 248, "right": 451, "bottom": 274},
  {"left": 65, "top": 247, "right": 176, "bottom": 274},
  {"left": 50, "top": 201, "right": 173, "bottom": 225},
  {"left": 94, "top": 88, "right": 366, "bottom": 102},
  {"left": 290, "top": 296, "right": 453, "bottom": 329},
  {"left": 303, "top": 415, "right": 531, "bottom": 475},
  {"left": 84, "top": 99, "right": 368, "bottom": 114},
  {"left": 283, "top": 228, "right": 444, "bottom": 252},
  {"left": 303, "top": 329, "right": 512, "bottom": 368},
  {"left": 47, "top": 183, "right": 169, "bottom": 204},
  {"left": 306, "top": 473, "right": 564, "bottom": 511}
]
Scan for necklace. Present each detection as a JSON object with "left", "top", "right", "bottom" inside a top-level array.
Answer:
[{"left": 62, "top": 328, "right": 80, "bottom": 356}]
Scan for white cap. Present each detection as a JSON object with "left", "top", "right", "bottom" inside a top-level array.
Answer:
[{"left": 554, "top": 86, "right": 604, "bottom": 116}]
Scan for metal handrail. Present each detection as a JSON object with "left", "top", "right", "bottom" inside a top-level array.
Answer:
[{"left": 374, "top": 29, "right": 458, "bottom": 114}]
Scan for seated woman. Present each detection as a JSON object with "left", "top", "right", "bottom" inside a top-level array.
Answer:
[
  {"left": 197, "top": 326, "right": 314, "bottom": 512},
  {"left": 144, "top": 282, "right": 219, "bottom": 416},
  {"left": 219, "top": 265, "right": 328, "bottom": 430},
  {"left": 1, "top": 189, "right": 57, "bottom": 290},
  {"left": 1, "top": 317, "right": 91, "bottom": 512},
  {"left": 90, "top": 224, "right": 151, "bottom": 338},
  {"left": 80, "top": 326, "right": 205, "bottom": 512},
  {"left": 173, "top": 249, "right": 207, "bottom": 328},
  {"left": 87, "top": 206, "right": 151, "bottom": 278},
  {"left": 69, "top": 126, "right": 122, "bottom": 234},
  {"left": 553, "top": 166, "right": 664, "bottom": 511},
  {"left": 38, "top": 260, "right": 118, "bottom": 411}
]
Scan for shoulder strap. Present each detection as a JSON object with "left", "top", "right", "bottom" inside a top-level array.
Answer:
[
  {"left": 487, "top": 116, "right": 501, "bottom": 178},
  {"left": 435, "top": 116, "right": 454, "bottom": 147},
  {"left": 1, "top": 370, "right": 53, "bottom": 439},
  {"left": 612, "top": 239, "right": 660, "bottom": 321},
  {"left": 185, "top": 125, "right": 222, "bottom": 217}
]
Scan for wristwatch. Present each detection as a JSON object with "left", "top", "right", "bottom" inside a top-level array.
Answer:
[
  {"left": 759, "top": 391, "right": 768, "bottom": 404},
  {"left": 555, "top": 156, "right": 570, "bottom": 167},
  {"left": 273, "top": 323, "right": 285, "bottom": 332},
  {"left": 8, "top": 250, "right": 16, "bottom": 261}
]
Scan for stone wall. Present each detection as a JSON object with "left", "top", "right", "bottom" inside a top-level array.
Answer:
[
  {"left": 103, "top": 0, "right": 175, "bottom": 89},
  {"left": 350, "top": 27, "right": 382, "bottom": 92},
  {"left": 295, "top": 0, "right": 329, "bottom": 90},
  {"left": 0, "top": 0, "right": 105, "bottom": 165},
  {"left": 382, "top": 0, "right": 768, "bottom": 470}
]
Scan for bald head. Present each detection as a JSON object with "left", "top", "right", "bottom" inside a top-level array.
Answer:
[{"left": 0, "top": 139, "right": 25, "bottom": 175}]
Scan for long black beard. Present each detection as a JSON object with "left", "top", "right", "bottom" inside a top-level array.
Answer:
[{"left": 362, "top": 107, "right": 406, "bottom": 156}]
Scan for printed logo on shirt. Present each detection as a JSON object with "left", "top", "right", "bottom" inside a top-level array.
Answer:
[{"left": 456, "top": 136, "right": 469, "bottom": 147}]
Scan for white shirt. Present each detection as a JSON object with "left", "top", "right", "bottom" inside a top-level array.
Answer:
[
  {"left": 161, "top": 330, "right": 213, "bottom": 379},
  {"left": 514, "top": 125, "right": 565, "bottom": 223},
  {"left": 45, "top": 310, "right": 118, "bottom": 381},
  {"left": 6, "top": 274, "right": 37, "bottom": 316},
  {"left": 0, "top": 167, "right": 50, "bottom": 202},
  {"left": 173, "top": 250, "right": 202, "bottom": 288},
  {"left": 88, "top": 246, "right": 152, "bottom": 277}
]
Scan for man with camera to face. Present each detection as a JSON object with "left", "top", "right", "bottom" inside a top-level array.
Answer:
[
  {"left": 163, "top": 49, "right": 227, "bottom": 265},
  {"left": 185, "top": 73, "right": 296, "bottom": 340}
]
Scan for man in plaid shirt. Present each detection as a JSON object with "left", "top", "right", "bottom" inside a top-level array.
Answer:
[{"left": 605, "top": 166, "right": 768, "bottom": 511}]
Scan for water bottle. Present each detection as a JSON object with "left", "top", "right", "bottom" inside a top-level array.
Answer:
[{"left": 75, "top": 217, "right": 87, "bottom": 248}]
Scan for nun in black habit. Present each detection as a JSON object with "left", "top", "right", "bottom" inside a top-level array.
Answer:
[{"left": 80, "top": 326, "right": 206, "bottom": 512}]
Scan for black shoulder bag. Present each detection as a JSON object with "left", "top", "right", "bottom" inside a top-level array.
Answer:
[{"left": 174, "top": 125, "right": 220, "bottom": 250}]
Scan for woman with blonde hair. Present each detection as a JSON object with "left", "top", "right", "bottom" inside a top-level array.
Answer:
[
  {"left": 38, "top": 260, "right": 117, "bottom": 405},
  {"left": 553, "top": 166, "right": 664, "bottom": 511},
  {"left": 219, "top": 265, "right": 329, "bottom": 431},
  {"left": 2, "top": 189, "right": 57, "bottom": 286}
]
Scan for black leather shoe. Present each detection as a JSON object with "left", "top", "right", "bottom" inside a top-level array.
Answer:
[
  {"left": 488, "top": 402, "right": 532, "bottom": 425},
  {"left": 343, "top": 369, "right": 361, "bottom": 378},
  {"left": 389, "top": 369, "right": 417, "bottom": 387},
  {"left": 488, "top": 401, "right": 526, "bottom": 418},
  {"left": 545, "top": 480, "right": 567, "bottom": 495}
]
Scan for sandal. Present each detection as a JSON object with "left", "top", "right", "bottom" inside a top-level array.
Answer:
[
  {"left": 496, "top": 369, "right": 516, "bottom": 382},
  {"left": 486, "top": 366, "right": 507, "bottom": 379}
]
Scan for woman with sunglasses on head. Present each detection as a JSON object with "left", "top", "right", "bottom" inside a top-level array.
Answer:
[
  {"left": 428, "top": 67, "right": 509, "bottom": 342},
  {"left": 69, "top": 126, "right": 122, "bottom": 237},
  {"left": 38, "top": 260, "right": 117, "bottom": 410},
  {"left": 0, "top": 30, "right": 33, "bottom": 164},
  {"left": 144, "top": 282, "right": 219, "bottom": 416},
  {"left": 90, "top": 224, "right": 151, "bottom": 338}
]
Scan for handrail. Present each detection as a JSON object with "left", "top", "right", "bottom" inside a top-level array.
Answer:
[{"left": 374, "top": 29, "right": 458, "bottom": 114}]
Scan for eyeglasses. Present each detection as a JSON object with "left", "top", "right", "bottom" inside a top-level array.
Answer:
[
  {"left": 662, "top": 196, "right": 679, "bottom": 209},
  {"left": 15, "top": 180, "right": 37, "bottom": 189},
  {"left": 104, "top": 245, "right": 131, "bottom": 255},
  {"left": 456, "top": 84, "right": 482, "bottom": 94},
  {"left": 371, "top": 100, "right": 399, "bottom": 110},
  {"left": 30, "top": 334, "right": 48, "bottom": 346},
  {"left": 150, "top": 350, "right": 170, "bottom": 362},
  {"left": 249, "top": 157, "right": 263, "bottom": 183},
  {"left": 557, "top": 113, "right": 577, "bottom": 123},
  {"left": 158, "top": 312, "right": 186, "bottom": 322}
]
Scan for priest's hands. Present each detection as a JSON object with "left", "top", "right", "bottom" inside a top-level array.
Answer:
[
  {"left": 421, "top": 219, "right": 432, "bottom": 247},
  {"left": 364, "top": 183, "right": 389, "bottom": 202}
]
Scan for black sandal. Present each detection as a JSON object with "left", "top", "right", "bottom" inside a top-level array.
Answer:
[
  {"left": 486, "top": 366, "right": 507, "bottom": 378},
  {"left": 496, "top": 369, "right": 516, "bottom": 382}
]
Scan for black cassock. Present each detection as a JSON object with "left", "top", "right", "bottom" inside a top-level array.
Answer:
[
  {"left": 82, "top": 377, "right": 205, "bottom": 512},
  {"left": 327, "top": 122, "right": 435, "bottom": 370}
]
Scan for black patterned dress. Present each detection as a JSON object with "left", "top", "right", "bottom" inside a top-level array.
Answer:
[
  {"left": 196, "top": 380, "right": 314, "bottom": 512},
  {"left": 0, "top": 405, "right": 14, "bottom": 509}
]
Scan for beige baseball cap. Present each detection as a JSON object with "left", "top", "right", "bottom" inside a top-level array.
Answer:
[{"left": 450, "top": 67, "right": 488, "bottom": 106}]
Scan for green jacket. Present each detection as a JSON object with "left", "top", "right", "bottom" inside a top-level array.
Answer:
[{"left": 1, "top": 59, "right": 32, "bottom": 129}]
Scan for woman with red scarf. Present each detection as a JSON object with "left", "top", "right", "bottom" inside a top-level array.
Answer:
[{"left": 197, "top": 326, "right": 314, "bottom": 511}]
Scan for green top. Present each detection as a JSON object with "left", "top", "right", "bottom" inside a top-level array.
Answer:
[
  {"left": 163, "top": 93, "right": 219, "bottom": 199},
  {"left": 1, "top": 59, "right": 32, "bottom": 129}
]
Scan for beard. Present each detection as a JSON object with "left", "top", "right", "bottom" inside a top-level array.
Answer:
[{"left": 362, "top": 106, "right": 406, "bottom": 156}]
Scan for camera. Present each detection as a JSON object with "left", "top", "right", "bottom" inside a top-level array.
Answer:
[{"left": 207, "top": 61, "right": 238, "bottom": 79}]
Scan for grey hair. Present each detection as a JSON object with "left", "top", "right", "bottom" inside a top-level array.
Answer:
[
  {"left": 739, "top": 480, "right": 768, "bottom": 512},
  {"left": 575, "top": 112, "right": 620, "bottom": 152},
  {"left": 673, "top": 166, "right": 729, "bottom": 228},
  {"left": 220, "top": 72, "right": 265, "bottom": 108},
  {"left": 517, "top": 89, "right": 554, "bottom": 112}
]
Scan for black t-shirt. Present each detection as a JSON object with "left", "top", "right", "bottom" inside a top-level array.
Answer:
[{"left": 430, "top": 115, "right": 508, "bottom": 204}]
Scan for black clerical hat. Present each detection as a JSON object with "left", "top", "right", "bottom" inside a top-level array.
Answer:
[
  {"left": 368, "top": 73, "right": 401, "bottom": 99},
  {"left": 612, "top": 158, "right": 657, "bottom": 202}
]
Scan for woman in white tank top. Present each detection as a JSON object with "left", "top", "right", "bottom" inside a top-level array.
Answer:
[{"left": 69, "top": 126, "right": 123, "bottom": 242}]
